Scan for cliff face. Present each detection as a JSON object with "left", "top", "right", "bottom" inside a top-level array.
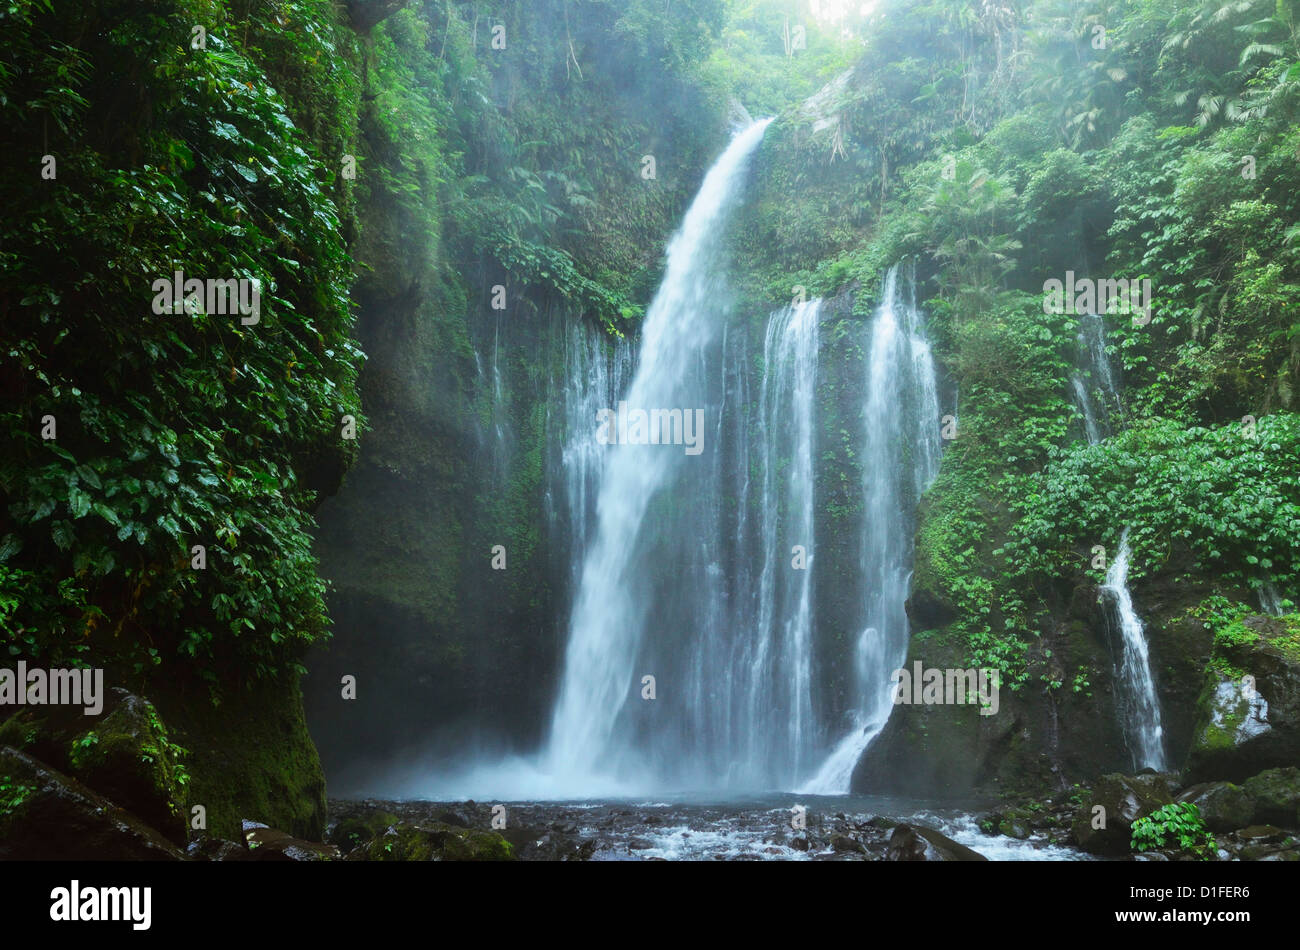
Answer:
[
  {"left": 302, "top": 1, "right": 733, "bottom": 782},
  {"left": 0, "top": 0, "right": 369, "bottom": 840}
]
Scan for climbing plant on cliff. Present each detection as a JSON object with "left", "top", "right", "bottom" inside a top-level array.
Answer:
[{"left": 0, "top": 0, "right": 364, "bottom": 685}]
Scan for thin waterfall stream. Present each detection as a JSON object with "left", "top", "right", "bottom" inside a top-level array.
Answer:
[
  {"left": 801, "top": 262, "right": 941, "bottom": 794},
  {"left": 1073, "top": 314, "right": 1167, "bottom": 772}
]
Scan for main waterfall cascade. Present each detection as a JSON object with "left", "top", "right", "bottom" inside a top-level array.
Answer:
[
  {"left": 433, "top": 125, "right": 944, "bottom": 798},
  {"left": 545, "top": 118, "right": 788, "bottom": 790},
  {"left": 1072, "top": 314, "right": 1167, "bottom": 772},
  {"left": 801, "top": 264, "right": 942, "bottom": 794}
]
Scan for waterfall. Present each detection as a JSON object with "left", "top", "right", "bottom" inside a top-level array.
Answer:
[
  {"left": 801, "top": 263, "right": 941, "bottom": 794},
  {"left": 1069, "top": 314, "right": 1167, "bottom": 771},
  {"left": 1258, "top": 582, "right": 1286, "bottom": 617},
  {"left": 1101, "top": 530, "right": 1167, "bottom": 771},
  {"left": 549, "top": 319, "right": 633, "bottom": 594},
  {"left": 743, "top": 298, "right": 820, "bottom": 784},
  {"left": 545, "top": 119, "right": 787, "bottom": 790},
  {"left": 1071, "top": 313, "right": 1120, "bottom": 442}
]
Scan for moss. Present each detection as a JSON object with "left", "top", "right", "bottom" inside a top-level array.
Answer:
[
  {"left": 148, "top": 672, "right": 326, "bottom": 842},
  {"left": 359, "top": 823, "right": 515, "bottom": 862},
  {"left": 331, "top": 810, "right": 401, "bottom": 852},
  {"left": 0, "top": 775, "right": 35, "bottom": 834},
  {"left": 1192, "top": 675, "right": 1246, "bottom": 752},
  {"left": 0, "top": 716, "right": 38, "bottom": 751}
]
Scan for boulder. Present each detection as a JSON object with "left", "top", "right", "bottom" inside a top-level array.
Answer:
[
  {"left": 0, "top": 746, "right": 185, "bottom": 860},
  {"left": 830, "top": 833, "right": 866, "bottom": 854},
  {"left": 1186, "top": 615, "right": 1300, "bottom": 783},
  {"left": 242, "top": 819, "right": 340, "bottom": 861},
  {"left": 509, "top": 830, "right": 595, "bottom": 861},
  {"left": 328, "top": 809, "right": 401, "bottom": 854},
  {"left": 347, "top": 821, "right": 515, "bottom": 861},
  {"left": 0, "top": 688, "right": 187, "bottom": 844},
  {"left": 1176, "top": 781, "right": 1257, "bottom": 833},
  {"left": 1241, "top": 767, "right": 1300, "bottom": 827},
  {"left": 185, "top": 833, "right": 249, "bottom": 861},
  {"left": 1072, "top": 772, "right": 1175, "bottom": 855},
  {"left": 886, "top": 823, "right": 988, "bottom": 861},
  {"left": 999, "top": 817, "right": 1031, "bottom": 839}
]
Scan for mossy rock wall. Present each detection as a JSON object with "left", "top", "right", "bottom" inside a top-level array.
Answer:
[{"left": 149, "top": 673, "right": 327, "bottom": 842}]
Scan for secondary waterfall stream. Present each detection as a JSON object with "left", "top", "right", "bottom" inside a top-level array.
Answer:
[
  {"left": 801, "top": 263, "right": 941, "bottom": 794},
  {"left": 1102, "top": 530, "right": 1167, "bottom": 771},
  {"left": 1073, "top": 313, "right": 1167, "bottom": 771}
]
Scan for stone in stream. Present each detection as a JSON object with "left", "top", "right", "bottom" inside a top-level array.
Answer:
[
  {"left": 830, "top": 833, "right": 866, "bottom": 854},
  {"left": 886, "top": 823, "right": 988, "bottom": 861}
]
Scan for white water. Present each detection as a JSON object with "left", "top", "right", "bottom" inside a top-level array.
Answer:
[
  {"left": 1070, "top": 314, "right": 1167, "bottom": 771},
  {"left": 741, "top": 298, "right": 821, "bottom": 782},
  {"left": 1258, "top": 581, "right": 1286, "bottom": 616},
  {"left": 549, "top": 318, "right": 634, "bottom": 591},
  {"left": 1101, "top": 530, "right": 1167, "bottom": 771},
  {"left": 801, "top": 263, "right": 941, "bottom": 794},
  {"left": 545, "top": 120, "right": 783, "bottom": 789}
]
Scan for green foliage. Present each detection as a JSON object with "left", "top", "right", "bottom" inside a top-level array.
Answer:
[
  {"left": 1007, "top": 414, "right": 1300, "bottom": 591},
  {"left": 0, "top": 0, "right": 365, "bottom": 683},
  {"left": 1131, "top": 801, "right": 1216, "bottom": 858},
  {"left": 0, "top": 775, "right": 36, "bottom": 821},
  {"left": 700, "top": 0, "right": 858, "bottom": 116},
  {"left": 728, "top": 0, "right": 1300, "bottom": 688}
]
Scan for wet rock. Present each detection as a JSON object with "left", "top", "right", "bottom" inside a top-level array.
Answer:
[
  {"left": 349, "top": 821, "right": 515, "bottom": 861},
  {"left": 627, "top": 837, "right": 655, "bottom": 850},
  {"left": 186, "top": 833, "right": 248, "bottom": 861},
  {"left": 0, "top": 688, "right": 187, "bottom": 844},
  {"left": 1241, "top": 767, "right": 1300, "bottom": 827},
  {"left": 999, "top": 818, "right": 1031, "bottom": 839},
  {"left": 512, "top": 830, "right": 595, "bottom": 861},
  {"left": 1176, "top": 781, "right": 1257, "bottom": 833},
  {"left": 329, "top": 809, "right": 401, "bottom": 853},
  {"left": 790, "top": 835, "right": 810, "bottom": 851},
  {"left": 242, "top": 819, "right": 340, "bottom": 861},
  {"left": 0, "top": 746, "right": 185, "bottom": 860},
  {"left": 1235, "top": 824, "right": 1284, "bottom": 842},
  {"left": 1186, "top": 615, "right": 1300, "bottom": 783},
  {"left": 831, "top": 833, "right": 865, "bottom": 854},
  {"left": 886, "top": 823, "right": 988, "bottom": 861},
  {"left": 1072, "top": 773, "right": 1175, "bottom": 855}
]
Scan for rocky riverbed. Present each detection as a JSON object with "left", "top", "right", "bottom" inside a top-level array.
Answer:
[{"left": 322, "top": 794, "right": 1089, "bottom": 861}]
